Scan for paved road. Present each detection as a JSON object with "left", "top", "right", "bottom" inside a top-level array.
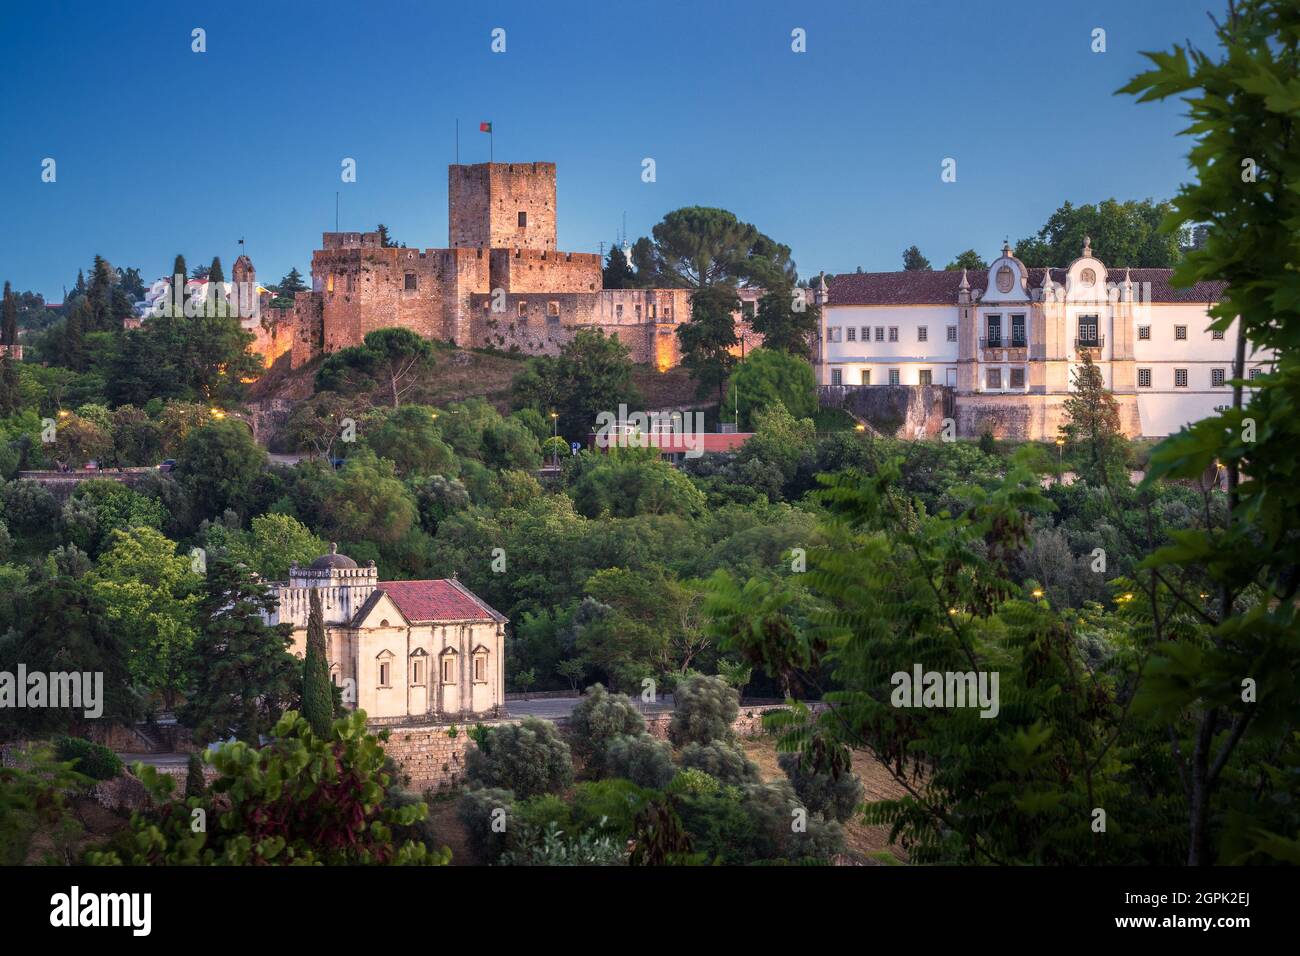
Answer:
[
  {"left": 506, "top": 695, "right": 674, "bottom": 720},
  {"left": 118, "top": 752, "right": 190, "bottom": 769}
]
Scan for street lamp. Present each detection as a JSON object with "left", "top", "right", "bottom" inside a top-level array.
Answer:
[
  {"left": 1055, "top": 438, "right": 1065, "bottom": 483},
  {"left": 549, "top": 411, "right": 559, "bottom": 467}
]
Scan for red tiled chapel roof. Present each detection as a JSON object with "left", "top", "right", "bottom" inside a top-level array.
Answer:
[{"left": 373, "top": 579, "right": 505, "bottom": 624}]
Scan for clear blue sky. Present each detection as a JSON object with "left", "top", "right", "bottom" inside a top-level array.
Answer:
[{"left": 0, "top": 0, "right": 1222, "bottom": 300}]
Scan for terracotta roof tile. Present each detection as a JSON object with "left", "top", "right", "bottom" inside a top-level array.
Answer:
[
  {"left": 825, "top": 269, "right": 1225, "bottom": 306},
  {"left": 373, "top": 579, "right": 505, "bottom": 624},
  {"left": 651, "top": 432, "right": 753, "bottom": 454}
]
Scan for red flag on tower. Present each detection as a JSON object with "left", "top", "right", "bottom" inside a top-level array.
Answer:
[{"left": 479, "top": 121, "right": 492, "bottom": 133}]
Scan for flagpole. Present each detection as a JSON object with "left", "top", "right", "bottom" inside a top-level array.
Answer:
[
  {"left": 455, "top": 119, "right": 459, "bottom": 165},
  {"left": 490, "top": 128, "right": 494, "bottom": 163}
]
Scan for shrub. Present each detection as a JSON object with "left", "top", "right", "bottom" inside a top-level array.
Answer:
[
  {"left": 513, "top": 793, "right": 574, "bottom": 835},
  {"left": 676, "top": 780, "right": 842, "bottom": 864},
  {"left": 54, "top": 737, "right": 122, "bottom": 781},
  {"left": 1, "top": 479, "right": 60, "bottom": 534},
  {"left": 569, "top": 779, "right": 654, "bottom": 841},
  {"left": 603, "top": 734, "right": 676, "bottom": 789},
  {"left": 457, "top": 787, "right": 516, "bottom": 864},
  {"left": 668, "top": 674, "right": 739, "bottom": 747},
  {"left": 464, "top": 716, "right": 574, "bottom": 798},
  {"left": 778, "top": 751, "right": 864, "bottom": 823},
  {"left": 1, "top": 746, "right": 90, "bottom": 865},
  {"left": 86, "top": 711, "right": 446, "bottom": 865},
  {"left": 678, "top": 741, "right": 760, "bottom": 786},
  {"left": 567, "top": 683, "right": 644, "bottom": 767},
  {"left": 742, "top": 780, "right": 844, "bottom": 863},
  {"left": 674, "top": 789, "right": 759, "bottom": 864},
  {"left": 667, "top": 767, "right": 723, "bottom": 797},
  {"left": 387, "top": 787, "right": 448, "bottom": 855},
  {"left": 497, "top": 821, "right": 627, "bottom": 866}
]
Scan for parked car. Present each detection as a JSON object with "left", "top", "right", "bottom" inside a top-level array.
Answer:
[{"left": 158, "top": 459, "right": 177, "bottom": 473}]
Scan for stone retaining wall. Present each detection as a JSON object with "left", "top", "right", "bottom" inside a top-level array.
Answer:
[{"left": 381, "top": 703, "right": 804, "bottom": 794}]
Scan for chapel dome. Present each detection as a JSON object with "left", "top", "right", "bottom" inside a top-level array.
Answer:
[{"left": 309, "top": 542, "right": 358, "bottom": 571}]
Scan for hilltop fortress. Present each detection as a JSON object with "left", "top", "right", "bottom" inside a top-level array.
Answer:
[{"left": 240, "top": 162, "right": 760, "bottom": 371}]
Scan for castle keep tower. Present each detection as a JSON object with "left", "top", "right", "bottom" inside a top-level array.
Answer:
[{"left": 449, "top": 162, "right": 557, "bottom": 251}]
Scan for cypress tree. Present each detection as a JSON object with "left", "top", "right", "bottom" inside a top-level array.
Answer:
[
  {"left": 171, "top": 254, "right": 188, "bottom": 315},
  {"left": 302, "top": 588, "right": 333, "bottom": 738},
  {"left": 0, "top": 355, "right": 20, "bottom": 416},
  {"left": 2, "top": 280, "right": 16, "bottom": 346},
  {"left": 88, "top": 256, "right": 116, "bottom": 331},
  {"left": 62, "top": 301, "right": 87, "bottom": 370},
  {"left": 208, "top": 257, "right": 225, "bottom": 284},
  {"left": 602, "top": 243, "right": 634, "bottom": 289},
  {"left": 1058, "top": 350, "right": 1122, "bottom": 483},
  {"left": 184, "top": 752, "right": 206, "bottom": 798}
]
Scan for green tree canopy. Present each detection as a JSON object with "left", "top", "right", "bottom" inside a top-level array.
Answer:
[
  {"left": 180, "top": 553, "right": 300, "bottom": 745},
  {"left": 178, "top": 418, "right": 267, "bottom": 521},
  {"left": 1014, "top": 198, "right": 1182, "bottom": 267},
  {"left": 750, "top": 280, "right": 820, "bottom": 360},
  {"left": 677, "top": 285, "right": 740, "bottom": 404},
  {"left": 944, "top": 250, "right": 989, "bottom": 271},
  {"left": 632, "top": 207, "right": 796, "bottom": 288},
  {"left": 901, "top": 245, "right": 932, "bottom": 271},
  {"left": 510, "top": 329, "right": 640, "bottom": 439},
  {"left": 316, "top": 327, "right": 436, "bottom": 408},
  {"left": 728, "top": 348, "right": 817, "bottom": 430}
]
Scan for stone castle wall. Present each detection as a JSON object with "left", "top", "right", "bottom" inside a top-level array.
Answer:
[
  {"left": 955, "top": 392, "right": 1141, "bottom": 441},
  {"left": 489, "top": 248, "right": 600, "bottom": 293},
  {"left": 820, "top": 384, "right": 954, "bottom": 438}
]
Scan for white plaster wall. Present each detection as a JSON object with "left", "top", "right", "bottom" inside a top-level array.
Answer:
[{"left": 823, "top": 305, "right": 958, "bottom": 386}]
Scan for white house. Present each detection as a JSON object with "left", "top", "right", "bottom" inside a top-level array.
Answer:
[{"left": 816, "top": 240, "right": 1268, "bottom": 439}]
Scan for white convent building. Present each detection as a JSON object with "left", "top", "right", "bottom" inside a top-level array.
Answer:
[
  {"left": 816, "top": 239, "right": 1270, "bottom": 439},
  {"left": 262, "top": 545, "right": 506, "bottom": 723}
]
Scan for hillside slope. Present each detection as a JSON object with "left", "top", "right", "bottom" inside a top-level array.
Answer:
[{"left": 247, "top": 344, "right": 712, "bottom": 415}]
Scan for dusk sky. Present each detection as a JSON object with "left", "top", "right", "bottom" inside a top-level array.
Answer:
[{"left": 1, "top": 0, "right": 1223, "bottom": 300}]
